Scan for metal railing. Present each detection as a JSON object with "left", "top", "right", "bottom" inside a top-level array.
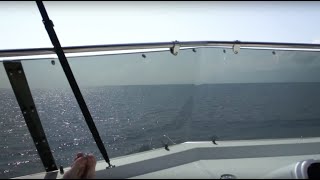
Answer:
[{"left": 1, "top": 40, "right": 320, "bottom": 59}]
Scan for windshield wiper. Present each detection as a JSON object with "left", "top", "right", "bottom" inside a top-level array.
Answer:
[{"left": 35, "top": 0, "right": 114, "bottom": 168}]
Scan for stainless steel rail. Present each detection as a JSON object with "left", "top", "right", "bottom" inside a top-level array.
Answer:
[{"left": 1, "top": 41, "right": 320, "bottom": 58}]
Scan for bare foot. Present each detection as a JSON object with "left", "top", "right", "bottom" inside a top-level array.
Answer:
[
  {"left": 63, "top": 153, "right": 87, "bottom": 179},
  {"left": 62, "top": 153, "right": 97, "bottom": 179},
  {"left": 83, "top": 154, "right": 96, "bottom": 179},
  {"left": 74, "top": 152, "right": 84, "bottom": 161}
]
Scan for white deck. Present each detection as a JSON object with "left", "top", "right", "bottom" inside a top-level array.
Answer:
[{"left": 14, "top": 137, "right": 320, "bottom": 179}]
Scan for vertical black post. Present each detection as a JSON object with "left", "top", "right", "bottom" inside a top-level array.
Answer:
[
  {"left": 35, "top": 1, "right": 113, "bottom": 167},
  {"left": 3, "top": 61, "right": 57, "bottom": 172}
]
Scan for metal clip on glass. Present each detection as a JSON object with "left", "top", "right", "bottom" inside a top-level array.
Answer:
[{"left": 170, "top": 40, "right": 180, "bottom": 56}]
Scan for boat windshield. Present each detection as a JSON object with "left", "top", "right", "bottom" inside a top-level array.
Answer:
[
  {"left": 1, "top": 1, "right": 320, "bottom": 179},
  {"left": 1, "top": 45, "right": 320, "bottom": 178}
]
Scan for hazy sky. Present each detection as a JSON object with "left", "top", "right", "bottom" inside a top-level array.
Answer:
[
  {"left": 1, "top": 1, "right": 320, "bottom": 88},
  {"left": 1, "top": 1, "right": 320, "bottom": 50}
]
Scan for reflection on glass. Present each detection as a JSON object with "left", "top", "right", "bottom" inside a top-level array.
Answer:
[
  {"left": 191, "top": 48, "right": 320, "bottom": 140},
  {"left": 69, "top": 47, "right": 320, "bottom": 146},
  {"left": 0, "top": 63, "right": 43, "bottom": 178},
  {"left": 68, "top": 49, "right": 197, "bottom": 157}
]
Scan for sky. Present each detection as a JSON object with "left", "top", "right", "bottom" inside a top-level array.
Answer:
[
  {"left": 1, "top": 1, "right": 320, "bottom": 50},
  {"left": 1, "top": 1, "right": 320, "bottom": 88}
]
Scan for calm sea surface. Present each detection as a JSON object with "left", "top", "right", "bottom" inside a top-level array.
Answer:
[{"left": 1, "top": 83, "right": 320, "bottom": 178}]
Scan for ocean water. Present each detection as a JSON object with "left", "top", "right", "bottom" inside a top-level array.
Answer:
[{"left": 1, "top": 83, "right": 320, "bottom": 178}]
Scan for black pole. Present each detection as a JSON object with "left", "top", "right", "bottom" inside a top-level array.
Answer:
[{"left": 35, "top": 1, "right": 113, "bottom": 167}]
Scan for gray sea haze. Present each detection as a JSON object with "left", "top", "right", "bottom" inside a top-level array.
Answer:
[{"left": 1, "top": 83, "right": 320, "bottom": 178}]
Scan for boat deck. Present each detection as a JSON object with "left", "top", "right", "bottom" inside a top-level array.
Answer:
[{"left": 14, "top": 137, "right": 320, "bottom": 179}]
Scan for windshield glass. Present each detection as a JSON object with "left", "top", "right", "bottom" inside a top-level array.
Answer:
[
  {"left": 1, "top": 46, "right": 320, "bottom": 178},
  {"left": 2, "top": 46, "right": 320, "bottom": 178}
]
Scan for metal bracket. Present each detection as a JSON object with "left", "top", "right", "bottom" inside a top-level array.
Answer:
[
  {"left": 161, "top": 135, "right": 176, "bottom": 151},
  {"left": 3, "top": 61, "right": 58, "bottom": 172},
  {"left": 233, "top": 40, "right": 241, "bottom": 54},
  {"left": 170, "top": 41, "right": 180, "bottom": 56},
  {"left": 106, "top": 163, "right": 116, "bottom": 169},
  {"left": 164, "top": 144, "right": 170, "bottom": 151},
  {"left": 212, "top": 135, "right": 218, "bottom": 145},
  {"left": 59, "top": 166, "right": 64, "bottom": 174}
]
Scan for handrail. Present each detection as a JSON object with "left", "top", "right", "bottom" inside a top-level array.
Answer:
[{"left": 1, "top": 41, "right": 320, "bottom": 58}]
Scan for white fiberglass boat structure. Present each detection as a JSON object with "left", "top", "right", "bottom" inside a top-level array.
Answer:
[
  {"left": 14, "top": 138, "right": 320, "bottom": 179},
  {"left": 1, "top": 1, "right": 320, "bottom": 179}
]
